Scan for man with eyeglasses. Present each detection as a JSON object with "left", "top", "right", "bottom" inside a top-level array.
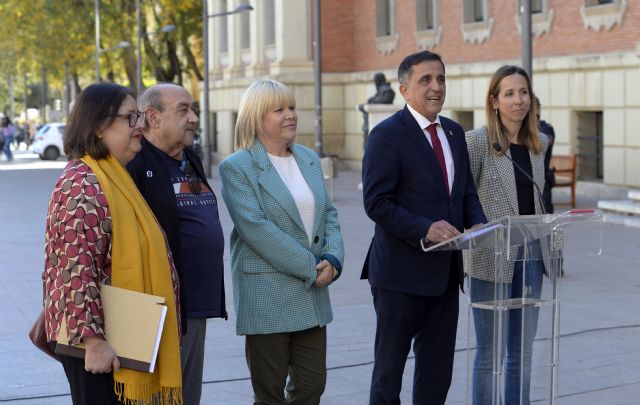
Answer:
[{"left": 127, "top": 83, "right": 227, "bottom": 405}]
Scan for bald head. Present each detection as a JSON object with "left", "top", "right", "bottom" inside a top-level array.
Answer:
[
  {"left": 140, "top": 83, "right": 199, "bottom": 160},
  {"left": 139, "top": 83, "right": 184, "bottom": 113}
]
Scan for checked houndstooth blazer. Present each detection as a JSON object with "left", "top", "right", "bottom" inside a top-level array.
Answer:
[
  {"left": 219, "top": 140, "right": 344, "bottom": 335},
  {"left": 464, "top": 126, "right": 549, "bottom": 283}
]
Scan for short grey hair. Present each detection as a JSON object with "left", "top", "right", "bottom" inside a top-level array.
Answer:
[{"left": 138, "top": 84, "right": 170, "bottom": 112}]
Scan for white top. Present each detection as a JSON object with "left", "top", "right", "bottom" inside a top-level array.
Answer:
[
  {"left": 268, "top": 153, "right": 316, "bottom": 244},
  {"left": 406, "top": 104, "right": 455, "bottom": 192}
]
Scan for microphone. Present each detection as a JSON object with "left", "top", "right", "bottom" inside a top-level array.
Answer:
[{"left": 492, "top": 143, "right": 547, "bottom": 215}]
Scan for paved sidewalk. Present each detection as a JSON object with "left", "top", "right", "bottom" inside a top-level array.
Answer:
[{"left": 1, "top": 151, "right": 639, "bottom": 404}]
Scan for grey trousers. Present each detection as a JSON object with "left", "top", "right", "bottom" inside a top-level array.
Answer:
[
  {"left": 245, "top": 326, "right": 327, "bottom": 405},
  {"left": 181, "top": 318, "right": 207, "bottom": 405}
]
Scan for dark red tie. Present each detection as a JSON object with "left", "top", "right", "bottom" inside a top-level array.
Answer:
[{"left": 426, "top": 123, "right": 449, "bottom": 194}]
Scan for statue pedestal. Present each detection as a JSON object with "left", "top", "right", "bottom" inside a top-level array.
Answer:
[
  {"left": 359, "top": 104, "right": 401, "bottom": 135},
  {"left": 356, "top": 104, "right": 401, "bottom": 190}
]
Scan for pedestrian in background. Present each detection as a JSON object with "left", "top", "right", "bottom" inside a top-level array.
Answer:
[
  {"left": 219, "top": 79, "right": 344, "bottom": 404},
  {"left": 2, "top": 117, "right": 15, "bottom": 162},
  {"left": 13, "top": 121, "right": 26, "bottom": 150},
  {"left": 42, "top": 82, "right": 182, "bottom": 404},
  {"left": 361, "top": 50, "right": 486, "bottom": 405},
  {"left": 465, "top": 65, "right": 550, "bottom": 405},
  {"left": 127, "top": 83, "right": 227, "bottom": 405}
]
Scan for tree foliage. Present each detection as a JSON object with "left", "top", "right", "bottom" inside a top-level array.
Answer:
[{"left": 0, "top": 0, "right": 204, "bottom": 115}]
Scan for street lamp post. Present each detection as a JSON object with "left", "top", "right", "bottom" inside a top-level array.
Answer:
[
  {"left": 201, "top": 2, "right": 253, "bottom": 177},
  {"left": 9, "top": 74, "right": 15, "bottom": 120},
  {"left": 136, "top": 0, "right": 142, "bottom": 93},
  {"left": 23, "top": 72, "right": 28, "bottom": 122},
  {"left": 313, "top": 0, "right": 323, "bottom": 155},
  {"left": 41, "top": 65, "right": 47, "bottom": 124},
  {"left": 521, "top": 0, "right": 533, "bottom": 80},
  {"left": 95, "top": 0, "right": 100, "bottom": 81}
]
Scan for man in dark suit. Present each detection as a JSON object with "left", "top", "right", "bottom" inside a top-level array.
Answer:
[{"left": 362, "top": 51, "right": 486, "bottom": 404}]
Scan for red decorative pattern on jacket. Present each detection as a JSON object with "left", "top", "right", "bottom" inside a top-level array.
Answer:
[{"left": 43, "top": 160, "right": 181, "bottom": 345}]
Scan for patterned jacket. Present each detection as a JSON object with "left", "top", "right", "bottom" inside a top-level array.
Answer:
[
  {"left": 464, "top": 127, "right": 549, "bottom": 282},
  {"left": 219, "top": 141, "right": 344, "bottom": 335},
  {"left": 43, "top": 160, "right": 180, "bottom": 344}
]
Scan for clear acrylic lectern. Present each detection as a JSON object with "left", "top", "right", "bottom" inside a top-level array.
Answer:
[{"left": 423, "top": 211, "right": 603, "bottom": 405}]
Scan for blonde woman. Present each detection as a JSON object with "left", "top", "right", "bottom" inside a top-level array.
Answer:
[{"left": 219, "top": 79, "right": 344, "bottom": 404}]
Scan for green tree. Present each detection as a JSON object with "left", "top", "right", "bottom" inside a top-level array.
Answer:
[
  {"left": 0, "top": 0, "right": 205, "bottom": 103},
  {"left": 140, "top": 0, "right": 203, "bottom": 87}
]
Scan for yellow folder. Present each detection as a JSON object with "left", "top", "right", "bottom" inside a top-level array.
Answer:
[{"left": 55, "top": 284, "right": 168, "bottom": 373}]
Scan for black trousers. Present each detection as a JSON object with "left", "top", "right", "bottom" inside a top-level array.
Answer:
[
  {"left": 245, "top": 326, "right": 327, "bottom": 405},
  {"left": 369, "top": 269, "right": 460, "bottom": 405},
  {"left": 51, "top": 343, "right": 121, "bottom": 405}
]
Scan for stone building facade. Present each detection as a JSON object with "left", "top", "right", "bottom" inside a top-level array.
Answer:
[{"left": 205, "top": 0, "right": 640, "bottom": 186}]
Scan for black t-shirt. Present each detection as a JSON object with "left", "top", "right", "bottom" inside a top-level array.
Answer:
[{"left": 510, "top": 143, "right": 535, "bottom": 215}]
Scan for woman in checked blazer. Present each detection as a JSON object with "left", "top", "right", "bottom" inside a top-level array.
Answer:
[
  {"left": 219, "top": 79, "right": 344, "bottom": 404},
  {"left": 465, "top": 65, "right": 549, "bottom": 405}
]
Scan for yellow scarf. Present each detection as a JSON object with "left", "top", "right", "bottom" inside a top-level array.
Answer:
[{"left": 81, "top": 154, "right": 182, "bottom": 404}]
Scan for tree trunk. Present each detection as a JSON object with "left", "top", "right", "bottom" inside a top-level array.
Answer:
[
  {"left": 165, "top": 38, "right": 181, "bottom": 84},
  {"left": 144, "top": 34, "right": 167, "bottom": 82},
  {"left": 122, "top": 44, "right": 137, "bottom": 91},
  {"left": 181, "top": 26, "right": 203, "bottom": 82}
]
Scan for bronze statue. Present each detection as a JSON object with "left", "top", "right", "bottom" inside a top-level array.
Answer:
[{"left": 359, "top": 73, "right": 395, "bottom": 147}]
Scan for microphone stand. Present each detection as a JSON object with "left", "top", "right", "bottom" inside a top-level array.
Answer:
[{"left": 493, "top": 143, "right": 547, "bottom": 215}]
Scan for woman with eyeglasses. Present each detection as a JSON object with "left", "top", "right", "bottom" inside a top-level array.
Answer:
[
  {"left": 219, "top": 79, "right": 344, "bottom": 404},
  {"left": 40, "top": 82, "right": 182, "bottom": 404}
]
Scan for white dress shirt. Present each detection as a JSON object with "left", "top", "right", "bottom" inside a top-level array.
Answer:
[{"left": 406, "top": 104, "right": 455, "bottom": 192}]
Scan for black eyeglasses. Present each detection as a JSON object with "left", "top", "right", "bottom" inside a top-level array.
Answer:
[
  {"left": 183, "top": 160, "right": 202, "bottom": 194},
  {"left": 112, "top": 111, "right": 146, "bottom": 128}
]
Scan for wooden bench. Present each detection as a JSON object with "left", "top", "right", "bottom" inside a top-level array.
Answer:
[{"left": 550, "top": 154, "right": 577, "bottom": 208}]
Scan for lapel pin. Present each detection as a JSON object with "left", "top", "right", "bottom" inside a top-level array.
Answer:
[{"left": 146, "top": 170, "right": 153, "bottom": 178}]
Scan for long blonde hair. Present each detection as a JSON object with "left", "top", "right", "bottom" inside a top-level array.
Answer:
[
  {"left": 485, "top": 65, "right": 541, "bottom": 155},
  {"left": 235, "top": 79, "right": 296, "bottom": 150}
]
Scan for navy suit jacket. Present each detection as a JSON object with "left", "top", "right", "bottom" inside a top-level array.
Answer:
[{"left": 361, "top": 106, "right": 486, "bottom": 296}]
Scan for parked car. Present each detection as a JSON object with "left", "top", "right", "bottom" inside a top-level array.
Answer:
[{"left": 31, "top": 123, "right": 66, "bottom": 160}]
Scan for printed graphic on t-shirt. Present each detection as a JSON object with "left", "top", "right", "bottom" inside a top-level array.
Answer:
[{"left": 172, "top": 174, "right": 217, "bottom": 207}]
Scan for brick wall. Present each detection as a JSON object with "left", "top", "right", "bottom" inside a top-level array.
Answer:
[{"left": 322, "top": 0, "right": 640, "bottom": 72}]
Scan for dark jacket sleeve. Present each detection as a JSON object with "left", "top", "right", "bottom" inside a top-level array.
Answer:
[
  {"left": 362, "top": 117, "right": 433, "bottom": 247},
  {"left": 126, "top": 154, "right": 145, "bottom": 192}
]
